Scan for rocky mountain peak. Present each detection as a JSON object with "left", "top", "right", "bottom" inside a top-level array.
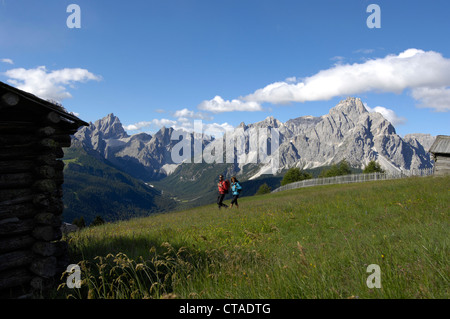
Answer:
[
  {"left": 94, "top": 113, "right": 128, "bottom": 139},
  {"left": 332, "top": 97, "right": 368, "bottom": 117},
  {"left": 250, "top": 116, "right": 283, "bottom": 130}
]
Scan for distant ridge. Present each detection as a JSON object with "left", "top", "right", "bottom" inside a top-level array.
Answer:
[{"left": 72, "top": 97, "right": 434, "bottom": 180}]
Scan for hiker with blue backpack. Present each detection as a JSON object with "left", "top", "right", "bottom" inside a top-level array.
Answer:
[{"left": 230, "top": 176, "right": 242, "bottom": 208}]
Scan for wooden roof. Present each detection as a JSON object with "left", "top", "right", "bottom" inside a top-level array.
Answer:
[
  {"left": 0, "top": 81, "right": 89, "bottom": 128},
  {"left": 429, "top": 135, "right": 450, "bottom": 155}
]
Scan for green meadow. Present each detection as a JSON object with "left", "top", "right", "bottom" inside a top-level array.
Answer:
[{"left": 59, "top": 175, "right": 449, "bottom": 299}]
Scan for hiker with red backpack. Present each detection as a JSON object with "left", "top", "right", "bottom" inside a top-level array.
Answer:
[{"left": 217, "top": 174, "right": 229, "bottom": 209}]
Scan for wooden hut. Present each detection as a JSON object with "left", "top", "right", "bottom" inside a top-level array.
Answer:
[
  {"left": 0, "top": 81, "right": 88, "bottom": 298},
  {"left": 429, "top": 135, "right": 450, "bottom": 176}
]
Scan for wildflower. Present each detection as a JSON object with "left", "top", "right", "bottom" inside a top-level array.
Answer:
[{"left": 135, "top": 263, "right": 145, "bottom": 271}]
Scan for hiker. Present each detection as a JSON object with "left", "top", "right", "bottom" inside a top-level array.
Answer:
[
  {"left": 230, "top": 176, "right": 242, "bottom": 208},
  {"left": 217, "top": 174, "right": 229, "bottom": 209}
]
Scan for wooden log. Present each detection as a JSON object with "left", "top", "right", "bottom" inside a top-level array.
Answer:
[
  {"left": 0, "top": 188, "right": 33, "bottom": 203},
  {"left": 0, "top": 134, "right": 36, "bottom": 146},
  {"left": 0, "top": 160, "right": 34, "bottom": 174},
  {"left": 32, "top": 241, "right": 67, "bottom": 258},
  {"left": 32, "top": 194, "right": 63, "bottom": 215},
  {"left": 45, "top": 111, "right": 61, "bottom": 124},
  {"left": 0, "top": 201, "right": 37, "bottom": 220},
  {"left": 0, "top": 194, "right": 34, "bottom": 207},
  {"left": 0, "top": 218, "right": 34, "bottom": 237},
  {"left": 1, "top": 92, "right": 20, "bottom": 107},
  {"left": 0, "top": 250, "right": 35, "bottom": 272},
  {"left": 32, "top": 193, "right": 51, "bottom": 208},
  {"left": 30, "top": 276, "right": 54, "bottom": 291},
  {"left": 0, "top": 142, "right": 63, "bottom": 160},
  {"left": 1, "top": 93, "right": 19, "bottom": 107},
  {"left": 0, "top": 143, "right": 37, "bottom": 160},
  {"left": 32, "top": 225, "right": 62, "bottom": 242},
  {"left": 0, "top": 172, "right": 34, "bottom": 189},
  {"left": 32, "top": 241, "right": 56, "bottom": 257},
  {"left": 39, "top": 138, "right": 60, "bottom": 149},
  {"left": 33, "top": 179, "right": 57, "bottom": 194},
  {"left": 29, "top": 256, "right": 57, "bottom": 278},
  {"left": 55, "top": 159, "right": 65, "bottom": 171},
  {"left": 36, "top": 153, "right": 57, "bottom": 166},
  {"left": 54, "top": 240, "right": 68, "bottom": 257},
  {"left": 52, "top": 134, "right": 72, "bottom": 148},
  {"left": 56, "top": 119, "right": 85, "bottom": 132},
  {"left": 35, "top": 155, "right": 66, "bottom": 169},
  {"left": 0, "top": 234, "right": 35, "bottom": 254},
  {"left": 0, "top": 268, "right": 33, "bottom": 290},
  {"left": 34, "top": 213, "right": 61, "bottom": 227},
  {"left": 0, "top": 121, "right": 36, "bottom": 133},
  {"left": 37, "top": 126, "right": 56, "bottom": 137},
  {"left": 35, "top": 166, "right": 55, "bottom": 179}
]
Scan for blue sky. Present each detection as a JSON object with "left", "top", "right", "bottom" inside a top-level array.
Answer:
[{"left": 1, "top": 0, "right": 449, "bottom": 137}]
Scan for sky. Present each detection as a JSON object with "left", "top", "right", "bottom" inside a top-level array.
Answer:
[{"left": 0, "top": 0, "right": 449, "bottom": 137}]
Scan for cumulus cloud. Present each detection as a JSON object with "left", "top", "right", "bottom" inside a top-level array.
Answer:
[
  {"left": 203, "top": 122, "right": 235, "bottom": 136},
  {"left": 240, "top": 49, "right": 450, "bottom": 112},
  {"left": 123, "top": 119, "right": 178, "bottom": 131},
  {"left": 1, "top": 58, "right": 14, "bottom": 65},
  {"left": 353, "top": 48, "right": 375, "bottom": 54},
  {"left": 173, "top": 108, "right": 212, "bottom": 121},
  {"left": 4, "top": 65, "right": 101, "bottom": 102},
  {"left": 365, "top": 104, "right": 406, "bottom": 126},
  {"left": 122, "top": 121, "right": 153, "bottom": 131},
  {"left": 198, "top": 95, "right": 263, "bottom": 113},
  {"left": 124, "top": 116, "right": 235, "bottom": 138},
  {"left": 411, "top": 86, "right": 450, "bottom": 112}
]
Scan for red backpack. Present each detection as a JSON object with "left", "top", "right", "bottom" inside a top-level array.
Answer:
[{"left": 222, "top": 179, "right": 230, "bottom": 194}]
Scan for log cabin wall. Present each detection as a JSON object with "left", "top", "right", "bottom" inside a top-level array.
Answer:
[{"left": 0, "top": 82, "right": 87, "bottom": 298}]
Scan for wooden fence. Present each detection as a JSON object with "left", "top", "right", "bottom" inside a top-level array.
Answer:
[{"left": 271, "top": 168, "right": 434, "bottom": 193}]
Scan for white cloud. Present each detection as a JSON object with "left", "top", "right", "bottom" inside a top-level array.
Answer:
[
  {"left": 152, "top": 118, "right": 178, "bottom": 128},
  {"left": 124, "top": 116, "right": 235, "bottom": 138},
  {"left": 123, "top": 121, "right": 153, "bottom": 131},
  {"left": 242, "top": 49, "right": 450, "bottom": 112},
  {"left": 330, "top": 56, "right": 345, "bottom": 64},
  {"left": 4, "top": 65, "right": 101, "bottom": 102},
  {"left": 173, "top": 108, "right": 212, "bottom": 120},
  {"left": 173, "top": 108, "right": 194, "bottom": 118},
  {"left": 285, "top": 76, "right": 298, "bottom": 83},
  {"left": 198, "top": 95, "right": 263, "bottom": 113},
  {"left": 411, "top": 86, "right": 450, "bottom": 112},
  {"left": 124, "top": 118, "right": 186, "bottom": 132},
  {"left": 1, "top": 58, "right": 14, "bottom": 64},
  {"left": 365, "top": 104, "right": 406, "bottom": 126},
  {"left": 203, "top": 122, "right": 235, "bottom": 136},
  {"left": 353, "top": 48, "right": 375, "bottom": 54}
]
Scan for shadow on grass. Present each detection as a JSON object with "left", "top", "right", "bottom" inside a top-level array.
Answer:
[{"left": 59, "top": 233, "right": 216, "bottom": 299}]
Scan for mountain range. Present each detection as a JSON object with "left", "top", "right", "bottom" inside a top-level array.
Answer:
[{"left": 63, "top": 97, "right": 435, "bottom": 223}]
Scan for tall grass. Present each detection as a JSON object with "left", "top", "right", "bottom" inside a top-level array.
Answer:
[{"left": 59, "top": 176, "right": 449, "bottom": 299}]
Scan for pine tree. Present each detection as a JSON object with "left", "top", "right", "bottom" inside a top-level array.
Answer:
[
  {"left": 281, "top": 167, "right": 313, "bottom": 186},
  {"left": 91, "top": 215, "right": 105, "bottom": 227},
  {"left": 363, "top": 160, "right": 384, "bottom": 173},
  {"left": 256, "top": 183, "right": 272, "bottom": 195}
]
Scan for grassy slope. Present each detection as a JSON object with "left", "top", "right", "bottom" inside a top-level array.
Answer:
[
  {"left": 63, "top": 175, "right": 449, "bottom": 299},
  {"left": 62, "top": 147, "right": 177, "bottom": 224}
]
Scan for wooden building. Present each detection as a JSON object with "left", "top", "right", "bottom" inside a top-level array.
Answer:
[
  {"left": 429, "top": 135, "right": 450, "bottom": 176},
  {"left": 0, "top": 81, "right": 88, "bottom": 298}
]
